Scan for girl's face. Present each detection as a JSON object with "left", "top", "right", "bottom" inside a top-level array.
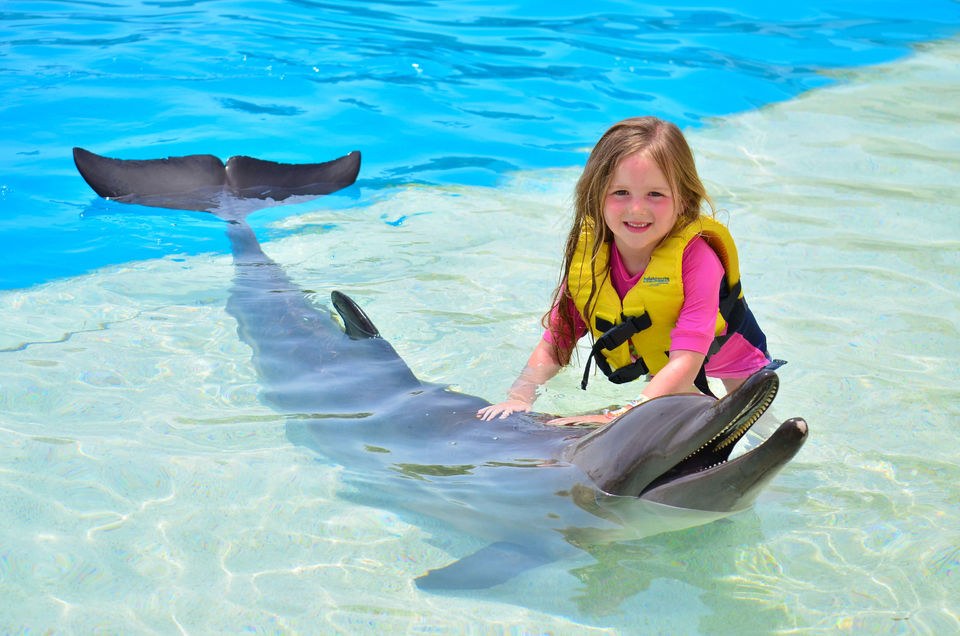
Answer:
[{"left": 602, "top": 151, "right": 679, "bottom": 274}]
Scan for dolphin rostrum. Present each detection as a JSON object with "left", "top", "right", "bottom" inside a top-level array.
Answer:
[{"left": 74, "top": 148, "right": 808, "bottom": 591}]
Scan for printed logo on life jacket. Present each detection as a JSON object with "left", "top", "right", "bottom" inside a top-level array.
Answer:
[{"left": 642, "top": 276, "right": 670, "bottom": 287}]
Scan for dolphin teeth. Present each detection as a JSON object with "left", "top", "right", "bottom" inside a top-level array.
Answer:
[
  {"left": 712, "top": 390, "right": 773, "bottom": 451},
  {"left": 675, "top": 376, "right": 776, "bottom": 466}
]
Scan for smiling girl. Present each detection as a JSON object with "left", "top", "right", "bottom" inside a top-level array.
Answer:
[{"left": 478, "top": 117, "right": 773, "bottom": 425}]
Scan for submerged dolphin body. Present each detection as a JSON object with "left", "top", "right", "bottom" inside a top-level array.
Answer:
[{"left": 74, "top": 149, "right": 808, "bottom": 591}]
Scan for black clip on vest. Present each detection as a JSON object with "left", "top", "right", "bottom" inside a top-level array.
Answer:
[{"left": 581, "top": 312, "right": 652, "bottom": 389}]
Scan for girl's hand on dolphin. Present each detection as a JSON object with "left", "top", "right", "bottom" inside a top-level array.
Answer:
[
  {"left": 479, "top": 341, "right": 561, "bottom": 422},
  {"left": 546, "top": 414, "right": 611, "bottom": 427},
  {"left": 477, "top": 399, "right": 532, "bottom": 421},
  {"left": 547, "top": 396, "right": 650, "bottom": 426},
  {"left": 484, "top": 394, "right": 651, "bottom": 425}
]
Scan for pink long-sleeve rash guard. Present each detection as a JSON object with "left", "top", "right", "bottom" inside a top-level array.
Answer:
[{"left": 544, "top": 237, "right": 768, "bottom": 378}]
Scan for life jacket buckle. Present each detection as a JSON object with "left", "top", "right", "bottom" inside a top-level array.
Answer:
[
  {"left": 594, "top": 312, "right": 651, "bottom": 353},
  {"left": 581, "top": 312, "right": 653, "bottom": 389}
]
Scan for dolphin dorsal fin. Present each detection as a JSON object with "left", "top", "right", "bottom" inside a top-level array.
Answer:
[{"left": 331, "top": 291, "right": 381, "bottom": 340}]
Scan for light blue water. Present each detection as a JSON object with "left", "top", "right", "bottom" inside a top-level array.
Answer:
[
  {"left": 2, "top": 2, "right": 959, "bottom": 634},
  {"left": 3, "top": 0, "right": 960, "bottom": 289}
]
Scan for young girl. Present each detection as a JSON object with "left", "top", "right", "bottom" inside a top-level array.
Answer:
[{"left": 477, "top": 116, "right": 773, "bottom": 425}]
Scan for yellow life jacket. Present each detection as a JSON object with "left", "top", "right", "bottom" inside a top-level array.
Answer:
[{"left": 568, "top": 216, "right": 746, "bottom": 387}]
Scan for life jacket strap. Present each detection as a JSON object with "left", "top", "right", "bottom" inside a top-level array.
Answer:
[
  {"left": 593, "top": 312, "right": 652, "bottom": 353},
  {"left": 717, "top": 279, "right": 746, "bottom": 334},
  {"left": 581, "top": 312, "right": 653, "bottom": 389},
  {"left": 694, "top": 364, "right": 716, "bottom": 398},
  {"left": 695, "top": 359, "right": 786, "bottom": 400},
  {"left": 704, "top": 280, "right": 747, "bottom": 366}
]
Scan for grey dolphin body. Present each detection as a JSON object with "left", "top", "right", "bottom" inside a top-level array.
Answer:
[{"left": 74, "top": 149, "right": 808, "bottom": 591}]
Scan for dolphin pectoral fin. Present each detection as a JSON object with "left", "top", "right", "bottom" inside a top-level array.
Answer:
[
  {"left": 331, "top": 290, "right": 381, "bottom": 340},
  {"left": 224, "top": 151, "right": 360, "bottom": 200},
  {"left": 73, "top": 147, "right": 361, "bottom": 213},
  {"left": 415, "top": 542, "right": 551, "bottom": 591}
]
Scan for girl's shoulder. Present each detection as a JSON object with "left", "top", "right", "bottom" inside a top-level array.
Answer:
[{"left": 682, "top": 235, "right": 723, "bottom": 279}]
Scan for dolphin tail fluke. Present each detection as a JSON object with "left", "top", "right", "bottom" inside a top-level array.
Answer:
[
  {"left": 225, "top": 153, "right": 360, "bottom": 200},
  {"left": 415, "top": 542, "right": 551, "bottom": 591},
  {"left": 331, "top": 290, "right": 381, "bottom": 340},
  {"left": 74, "top": 147, "right": 227, "bottom": 211},
  {"left": 73, "top": 147, "right": 360, "bottom": 214}
]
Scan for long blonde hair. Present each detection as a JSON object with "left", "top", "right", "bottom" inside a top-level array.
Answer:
[{"left": 546, "top": 116, "right": 715, "bottom": 366}]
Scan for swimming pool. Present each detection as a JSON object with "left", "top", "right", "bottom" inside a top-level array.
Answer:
[{"left": 2, "top": 1, "right": 959, "bottom": 633}]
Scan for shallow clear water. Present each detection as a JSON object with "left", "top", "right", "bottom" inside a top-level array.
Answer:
[{"left": 2, "top": 2, "right": 959, "bottom": 634}]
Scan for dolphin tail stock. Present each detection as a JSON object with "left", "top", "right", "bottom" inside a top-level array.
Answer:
[
  {"left": 222, "top": 219, "right": 422, "bottom": 412},
  {"left": 73, "top": 147, "right": 361, "bottom": 216}
]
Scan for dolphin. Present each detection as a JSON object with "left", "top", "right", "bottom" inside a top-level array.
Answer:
[{"left": 73, "top": 148, "right": 808, "bottom": 591}]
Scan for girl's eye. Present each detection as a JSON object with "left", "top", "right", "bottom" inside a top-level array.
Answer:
[
  {"left": 648, "top": 191, "right": 664, "bottom": 198},
  {"left": 611, "top": 189, "right": 629, "bottom": 196}
]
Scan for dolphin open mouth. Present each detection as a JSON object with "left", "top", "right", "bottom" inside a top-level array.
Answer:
[
  {"left": 563, "top": 366, "right": 807, "bottom": 508},
  {"left": 640, "top": 370, "right": 780, "bottom": 495},
  {"left": 632, "top": 370, "right": 808, "bottom": 512}
]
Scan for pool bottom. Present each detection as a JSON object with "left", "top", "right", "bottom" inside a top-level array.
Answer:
[{"left": 1, "top": 36, "right": 959, "bottom": 633}]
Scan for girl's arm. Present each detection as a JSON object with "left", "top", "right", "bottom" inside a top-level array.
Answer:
[
  {"left": 545, "top": 348, "right": 705, "bottom": 426},
  {"left": 477, "top": 339, "right": 561, "bottom": 420},
  {"left": 643, "top": 238, "right": 719, "bottom": 398},
  {"left": 638, "top": 348, "right": 705, "bottom": 398}
]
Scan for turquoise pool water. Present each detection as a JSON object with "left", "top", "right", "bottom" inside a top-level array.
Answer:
[{"left": 2, "top": 2, "right": 959, "bottom": 633}]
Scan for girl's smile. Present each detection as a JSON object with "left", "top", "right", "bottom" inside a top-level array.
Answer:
[{"left": 603, "top": 151, "right": 679, "bottom": 275}]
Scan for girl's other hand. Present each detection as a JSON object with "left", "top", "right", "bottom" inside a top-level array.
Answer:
[
  {"left": 477, "top": 400, "right": 532, "bottom": 421},
  {"left": 546, "top": 414, "right": 611, "bottom": 427}
]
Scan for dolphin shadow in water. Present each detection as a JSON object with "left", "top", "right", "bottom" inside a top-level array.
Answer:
[{"left": 74, "top": 147, "right": 808, "bottom": 592}]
